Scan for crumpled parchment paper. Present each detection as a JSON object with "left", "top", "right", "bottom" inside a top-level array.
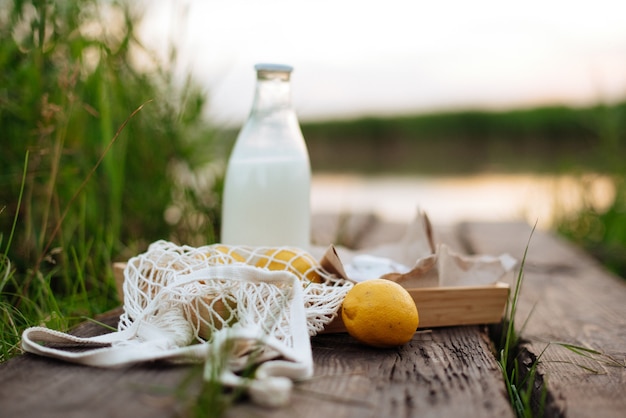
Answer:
[{"left": 316, "top": 210, "right": 517, "bottom": 287}]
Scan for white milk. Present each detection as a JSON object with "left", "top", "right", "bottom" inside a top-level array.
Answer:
[{"left": 221, "top": 154, "right": 311, "bottom": 248}]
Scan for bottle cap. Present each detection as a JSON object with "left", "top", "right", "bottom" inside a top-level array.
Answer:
[{"left": 255, "top": 63, "right": 293, "bottom": 81}]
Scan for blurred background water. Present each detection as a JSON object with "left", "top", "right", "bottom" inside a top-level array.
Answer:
[{"left": 311, "top": 173, "right": 615, "bottom": 229}]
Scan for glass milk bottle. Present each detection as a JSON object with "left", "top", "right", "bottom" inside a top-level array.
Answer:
[{"left": 221, "top": 63, "right": 311, "bottom": 248}]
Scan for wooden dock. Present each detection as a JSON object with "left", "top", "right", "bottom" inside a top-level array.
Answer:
[{"left": 1, "top": 214, "right": 624, "bottom": 417}]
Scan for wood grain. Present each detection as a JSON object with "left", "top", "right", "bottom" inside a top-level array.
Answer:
[
  {"left": 227, "top": 328, "right": 512, "bottom": 418},
  {"left": 459, "top": 221, "right": 626, "bottom": 418}
]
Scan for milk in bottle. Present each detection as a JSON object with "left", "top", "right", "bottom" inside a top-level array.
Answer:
[{"left": 221, "top": 64, "right": 311, "bottom": 248}]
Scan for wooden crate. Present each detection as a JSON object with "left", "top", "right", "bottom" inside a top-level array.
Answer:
[{"left": 324, "top": 282, "right": 509, "bottom": 332}]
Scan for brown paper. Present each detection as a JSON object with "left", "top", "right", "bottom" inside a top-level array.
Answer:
[{"left": 318, "top": 210, "right": 516, "bottom": 288}]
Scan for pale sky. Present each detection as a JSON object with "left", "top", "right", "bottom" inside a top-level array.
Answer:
[{"left": 139, "top": 0, "right": 626, "bottom": 126}]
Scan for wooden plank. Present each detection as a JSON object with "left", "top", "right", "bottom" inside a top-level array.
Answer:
[
  {"left": 0, "top": 310, "right": 513, "bottom": 418},
  {"left": 226, "top": 328, "right": 512, "bottom": 418},
  {"left": 311, "top": 212, "right": 379, "bottom": 249},
  {"left": 459, "top": 221, "right": 626, "bottom": 418},
  {"left": 0, "top": 215, "right": 515, "bottom": 417}
]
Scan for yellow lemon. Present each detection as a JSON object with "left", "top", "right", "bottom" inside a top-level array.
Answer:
[
  {"left": 191, "top": 244, "right": 244, "bottom": 339},
  {"left": 255, "top": 248, "right": 323, "bottom": 283},
  {"left": 188, "top": 295, "right": 238, "bottom": 340},
  {"left": 341, "top": 279, "right": 419, "bottom": 348},
  {"left": 211, "top": 245, "right": 246, "bottom": 263}
]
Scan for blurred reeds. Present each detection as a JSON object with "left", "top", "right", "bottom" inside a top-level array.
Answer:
[
  {"left": 301, "top": 104, "right": 619, "bottom": 174},
  {"left": 554, "top": 104, "right": 626, "bottom": 278},
  {"left": 0, "top": 0, "right": 221, "bottom": 360}
]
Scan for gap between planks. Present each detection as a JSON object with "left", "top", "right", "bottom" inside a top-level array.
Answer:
[{"left": 458, "top": 221, "right": 626, "bottom": 418}]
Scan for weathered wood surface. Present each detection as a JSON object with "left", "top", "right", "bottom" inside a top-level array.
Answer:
[
  {"left": 226, "top": 327, "right": 511, "bottom": 418},
  {"left": 459, "top": 221, "right": 626, "bottom": 418},
  {"left": 0, "top": 310, "right": 200, "bottom": 418},
  {"left": 6, "top": 215, "right": 601, "bottom": 417}
]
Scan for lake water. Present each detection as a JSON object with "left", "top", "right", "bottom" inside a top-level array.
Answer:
[{"left": 311, "top": 173, "right": 615, "bottom": 229}]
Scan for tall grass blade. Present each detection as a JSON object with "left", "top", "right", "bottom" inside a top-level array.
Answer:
[
  {"left": 3, "top": 151, "right": 29, "bottom": 258},
  {"left": 497, "top": 221, "right": 539, "bottom": 417},
  {"left": 34, "top": 100, "right": 152, "bottom": 274},
  {"left": 554, "top": 342, "right": 625, "bottom": 368}
]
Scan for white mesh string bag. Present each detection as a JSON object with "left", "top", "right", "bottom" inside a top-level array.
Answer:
[{"left": 21, "top": 240, "right": 352, "bottom": 407}]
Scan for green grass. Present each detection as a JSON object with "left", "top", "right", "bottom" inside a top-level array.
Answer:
[
  {"left": 494, "top": 224, "right": 548, "bottom": 418},
  {"left": 554, "top": 104, "right": 626, "bottom": 279},
  {"left": 0, "top": 0, "right": 222, "bottom": 361},
  {"left": 494, "top": 220, "right": 626, "bottom": 418}
]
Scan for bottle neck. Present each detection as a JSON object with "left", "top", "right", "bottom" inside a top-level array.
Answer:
[{"left": 251, "top": 71, "right": 293, "bottom": 114}]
